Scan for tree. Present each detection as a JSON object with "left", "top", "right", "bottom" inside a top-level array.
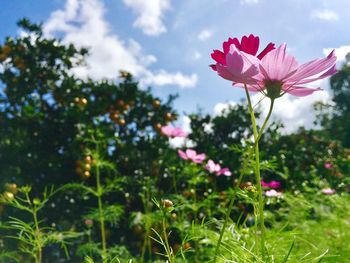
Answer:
[
  {"left": 0, "top": 19, "right": 178, "bottom": 261},
  {"left": 315, "top": 57, "right": 350, "bottom": 147}
]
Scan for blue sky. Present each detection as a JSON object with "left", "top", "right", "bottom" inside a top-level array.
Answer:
[{"left": 1, "top": 0, "right": 349, "bottom": 132}]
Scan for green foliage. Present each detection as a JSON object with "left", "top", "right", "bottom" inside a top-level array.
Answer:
[
  {"left": 0, "top": 186, "right": 79, "bottom": 263},
  {"left": 314, "top": 56, "right": 350, "bottom": 147}
]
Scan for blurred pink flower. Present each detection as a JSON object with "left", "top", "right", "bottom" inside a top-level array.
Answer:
[
  {"left": 178, "top": 149, "right": 206, "bottom": 164},
  {"left": 264, "top": 189, "right": 283, "bottom": 197},
  {"left": 213, "top": 40, "right": 337, "bottom": 98},
  {"left": 205, "top": 159, "right": 232, "bottom": 176},
  {"left": 261, "top": 180, "right": 281, "bottom": 189},
  {"left": 322, "top": 188, "right": 336, "bottom": 195},
  {"left": 84, "top": 219, "right": 93, "bottom": 227},
  {"left": 161, "top": 125, "right": 188, "bottom": 138},
  {"left": 324, "top": 162, "right": 333, "bottom": 169},
  {"left": 210, "top": 34, "right": 275, "bottom": 71},
  {"left": 261, "top": 180, "right": 269, "bottom": 188},
  {"left": 269, "top": 181, "right": 281, "bottom": 189}
]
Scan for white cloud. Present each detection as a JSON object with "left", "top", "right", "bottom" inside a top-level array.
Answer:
[
  {"left": 240, "top": 0, "right": 259, "bottom": 5},
  {"left": 311, "top": 9, "right": 339, "bottom": 21},
  {"left": 193, "top": 51, "right": 202, "bottom": 60},
  {"left": 213, "top": 101, "right": 237, "bottom": 116},
  {"left": 141, "top": 71, "right": 198, "bottom": 88},
  {"left": 323, "top": 45, "right": 350, "bottom": 63},
  {"left": 123, "top": 0, "right": 170, "bottom": 36},
  {"left": 198, "top": 29, "right": 213, "bottom": 41},
  {"left": 43, "top": 0, "right": 196, "bottom": 88}
]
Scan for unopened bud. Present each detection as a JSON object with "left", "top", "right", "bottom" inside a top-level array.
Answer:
[
  {"left": 33, "top": 198, "right": 41, "bottom": 205},
  {"left": 84, "top": 219, "right": 93, "bottom": 227},
  {"left": 4, "top": 192, "right": 14, "bottom": 201},
  {"left": 162, "top": 199, "right": 173, "bottom": 208}
]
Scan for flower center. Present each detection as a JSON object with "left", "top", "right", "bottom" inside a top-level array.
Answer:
[{"left": 264, "top": 79, "right": 283, "bottom": 99}]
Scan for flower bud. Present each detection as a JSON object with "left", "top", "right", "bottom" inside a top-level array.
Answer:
[
  {"left": 4, "top": 192, "right": 14, "bottom": 201},
  {"left": 162, "top": 199, "right": 173, "bottom": 208},
  {"left": 6, "top": 183, "right": 18, "bottom": 194},
  {"left": 85, "top": 155, "right": 93, "bottom": 163},
  {"left": 33, "top": 198, "right": 41, "bottom": 205},
  {"left": 84, "top": 219, "right": 93, "bottom": 227}
]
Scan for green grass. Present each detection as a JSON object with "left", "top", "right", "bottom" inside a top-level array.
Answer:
[{"left": 211, "top": 193, "right": 350, "bottom": 263}]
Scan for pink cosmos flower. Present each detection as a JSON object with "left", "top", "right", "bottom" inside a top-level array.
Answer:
[
  {"left": 214, "top": 40, "right": 337, "bottom": 97},
  {"left": 205, "top": 159, "right": 232, "bottom": 176},
  {"left": 161, "top": 125, "right": 188, "bottom": 138},
  {"left": 178, "top": 149, "right": 206, "bottom": 164},
  {"left": 264, "top": 189, "right": 283, "bottom": 197},
  {"left": 261, "top": 180, "right": 281, "bottom": 189},
  {"left": 324, "top": 162, "right": 333, "bottom": 169},
  {"left": 210, "top": 34, "right": 275, "bottom": 71},
  {"left": 321, "top": 188, "right": 336, "bottom": 195}
]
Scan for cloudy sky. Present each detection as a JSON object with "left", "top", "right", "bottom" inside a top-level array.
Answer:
[{"left": 1, "top": 0, "right": 349, "bottom": 132}]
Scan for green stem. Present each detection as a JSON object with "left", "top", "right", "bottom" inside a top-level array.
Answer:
[
  {"left": 192, "top": 178, "right": 199, "bottom": 263},
  {"left": 141, "top": 177, "right": 151, "bottom": 263},
  {"left": 162, "top": 211, "right": 174, "bottom": 263},
  {"left": 244, "top": 85, "right": 266, "bottom": 259},
  {"left": 96, "top": 151, "right": 107, "bottom": 262},
  {"left": 29, "top": 193, "right": 42, "bottom": 263},
  {"left": 256, "top": 99, "right": 275, "bottom": 143}
]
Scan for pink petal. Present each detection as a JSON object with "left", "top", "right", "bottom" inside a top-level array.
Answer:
[
  {"left": 225, "top": 45, "right": 260, "bottom": 84},
  {"left": 173, "top": 127, "right": 188, "bottom": 137},
  {"left": 225, "top": 45, "right": 244, "bottom": 74},
  {"left": 287, "top": 50, "right": 336, "bottom": 84},
  {"left": 261, "top": 180, "right": 269, "bottom": 187},
  {"left": 205, "top": 160, "right": 216, "bottom": 172},
  {"left": 322, "top": 188, "right": 336, "bottom": 195},
  {"left": 264, "top": 189, "right": 283, "bottom": 197},
  {"left": 324, "top": 163, "right": 333, "bottom": 169},
  {"left": 257, "top": 42, "right": 275, "bottom": 60},
  {"left": 193, "top": 153, "right": 206, "bottom": 163},
  {"left": 220, "top": 168, "right": 232, "bottom": 176},
  {"left": 211, "top": 50, "right": 226, "bottom": 65},
  {"left": 214, "top": 163, "right": 221, "bottom": 172},
  {"left": 178, "top": 150, "right": 188, "bottom": 160},
  {"left": 209, "top": 64, "right": 217, "bottom": 71},
  {"left": 161, "top": 126, "right": 173, "bottom": 136},
  {"left": 269, "top": 181, "right": 281, "bottom": 189},
  {"left": 260, "top": 43, "right": 298, "bottom": 80},
  {"left": 216, "top": 63, "right": 240, "bottom": 82},
  {"left": 223, "top": 37, "right": 240, "bottom": 54},
  {"left": 186, "top": 149, "right": 197, "bottom": 159},
  {"left": 240, "top": 34, "right": 259, "bottom": 56},
  {"left": 284, "top": 86, "right": 322, "bottom": 97},
  {"left": 288, "top": 65, "right": 337, "bottom": 85}
]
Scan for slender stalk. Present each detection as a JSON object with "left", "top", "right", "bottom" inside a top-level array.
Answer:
[
  {"left": 244, "top": 85, "right": 266, "bottom": 259},
  {"left": 33, "top": 213, "right": 42, "bottom": 263},
  {"left": 192, "top": 172, "right": 199, "bottom": 263},
  {"left": 256, "top": 99, "right": 275, "bottom": 143},
  {"left": 95, "top": 144, "right": 107, "bottom": 262},
  {"left": 141, "top": 177, "right": 151, "bottom": 263},
  {"left": 162, "top": 211, "right": 174, "bottom": 263},
  {"left": 28, "top": 192, "right": 42, "bottom": 263}
]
